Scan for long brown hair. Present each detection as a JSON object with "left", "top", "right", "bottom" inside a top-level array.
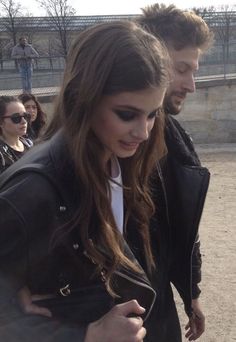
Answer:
[
  {"left": 18, "top": 93, "right": 46, "bottom": 139},
  {"left": 51, "top": 21, "right": 170, "bottom": 286}
]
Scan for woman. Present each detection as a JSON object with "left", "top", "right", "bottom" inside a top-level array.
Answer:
[
  {"left": 18, "top": 93, "right": 46, "bottom": 140},
  {"left": 0, "top": 21, "right": 169, "bottom": 341},
  {"left": 0, "top": 96, "right": 33, "bottom": 173}
]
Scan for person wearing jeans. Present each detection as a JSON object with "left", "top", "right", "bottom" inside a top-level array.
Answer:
[{"left": 11, "top": 37, "right": 39, "bottom": 93}]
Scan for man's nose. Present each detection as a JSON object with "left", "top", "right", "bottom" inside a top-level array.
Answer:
[{"left": 184, "top": 74, "right": 196, "bottom": 93}]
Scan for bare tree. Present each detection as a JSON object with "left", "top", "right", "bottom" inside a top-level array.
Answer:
[
  {"left": 192, "top": 6, "right": 216, "bottom": 19},
  {"left": 0, "top": 37, "right": 10, "bottom": 70},
  {"left": 192, "top": 6, "right": 236, "bottom": 77},
  {"left": 213, "top": 5, "right": 236, "bottom": 61},
  {"left": 0, "top": 0, "right": 22, "bottom": 45},
  {"left": 36, "top": 0, "right": 76, "bottom": 57}
]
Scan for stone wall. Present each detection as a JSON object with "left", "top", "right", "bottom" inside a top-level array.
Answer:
[
  {"left": 39, "top": 78, "right": 236, "bottom": 144},
  {"left": 177, "top": 78, "right": 236, "bottom": 143}
]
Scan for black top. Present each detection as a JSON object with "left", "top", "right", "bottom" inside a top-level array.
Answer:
[{"left": 0, "top": 138, "right": 33, "bottom": 174}]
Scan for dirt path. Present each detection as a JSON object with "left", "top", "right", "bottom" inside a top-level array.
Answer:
[{"left": 175, "top": 151, "right": 236, "bottom": 342}]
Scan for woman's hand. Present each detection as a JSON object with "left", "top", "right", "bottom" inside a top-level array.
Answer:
[
  {"left": 85, "top": 299, "right": 146, "bottom": 342},
  {"left": 17, "top": 286, "right": 52, "bottom": 318}
]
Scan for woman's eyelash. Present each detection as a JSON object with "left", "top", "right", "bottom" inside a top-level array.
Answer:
[
  {"left": 148, "top": 111, "right": 157, "bottom": 119},
  {"left": 114, "top": 110, "right": 135, "bottom": 121},
  {"left": 148, "top": 108, "right": 162, "bottom": 119},
  {"left": 115, "top": 108, "right": 162, "bottom": 121}
]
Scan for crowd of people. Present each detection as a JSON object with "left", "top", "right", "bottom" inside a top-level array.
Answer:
[{"left": 0, "top": 4, "right": 213, "bottom": 342}]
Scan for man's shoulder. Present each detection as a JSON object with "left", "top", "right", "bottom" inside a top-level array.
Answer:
[
  {"left": 12, "top": 43, "right": 21, "bottom": 49},
  {"left": 166, "top": 114, "right": 184, "bottom": 131},
  {"left": 165, "top": 114, "right": 201, "bottom": 166},
  {"left": 165, "top": 114, "right": 191, "bottom": 144}
]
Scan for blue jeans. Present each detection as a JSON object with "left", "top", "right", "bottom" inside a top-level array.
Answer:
[{"left": 19, "top": 64, "right": 32, "bottom": 93}]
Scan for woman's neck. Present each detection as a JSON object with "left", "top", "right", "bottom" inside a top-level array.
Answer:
[
  {"left": 109, "top": 155, "right": 120, "bottom": 178},
  {"left": 1, "top": 134, "right": 24, "bottom": 152}
]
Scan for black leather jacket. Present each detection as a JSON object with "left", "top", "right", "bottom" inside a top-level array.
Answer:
[
  {"left": 0, "top": 130, "right": 157, "bottom": 341},
  {"left": 158, "top": 115, "right": 210, "bottom": 315}
]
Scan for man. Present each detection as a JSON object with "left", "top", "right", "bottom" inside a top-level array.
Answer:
[
  {"left": 11, "top": 37, "right": 39, "bottom": 94},
  {"left": 137, "top": 4, "right": 213, "bottom": 341}
]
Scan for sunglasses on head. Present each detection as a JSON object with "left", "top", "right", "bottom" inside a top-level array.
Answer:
[{"left": 3, "top": 112, "right": 31, "bottom": 124}]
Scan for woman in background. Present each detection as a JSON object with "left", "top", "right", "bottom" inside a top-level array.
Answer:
[
  {"left": 18, "top": 93, "right": 46, "bottom": 140},
  {"left": 0, "top": 96, "right": 32, "bottom": 173}
]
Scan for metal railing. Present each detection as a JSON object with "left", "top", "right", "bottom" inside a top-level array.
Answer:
[{"left": 0, "top": 44, "right": 236, "bottom": 96}]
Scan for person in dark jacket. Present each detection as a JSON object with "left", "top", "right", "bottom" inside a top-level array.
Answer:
[
  {"left": 0, "top": 21, "right": 170, "bottom": 341},
  {"left": 0, "top": 96, "right": 33, "bottom": 174},
  {"left": 137, "top": 4, "right": 213, "bottom": 341}
]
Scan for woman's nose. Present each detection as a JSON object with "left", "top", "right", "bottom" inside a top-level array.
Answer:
[{"left": 131, "top": 120, "right": 149, "bottom": 141}]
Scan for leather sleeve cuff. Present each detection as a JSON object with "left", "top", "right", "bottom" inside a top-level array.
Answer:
[{"left": 192, "top": 283, "right": 201, "bottom": 299}]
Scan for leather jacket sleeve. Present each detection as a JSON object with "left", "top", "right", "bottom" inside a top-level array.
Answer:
[
  {"left": 191, "top": 236, "right": 202, "bottom": 299},
  {"left": 0, "top": 197, "right": 28, "bottom": 298},
  {"left": 0, "top": 301, "right": 87, "bottom": 342},
  {"left": 0, "top": 176, "right": 88, "bottom": 341}
]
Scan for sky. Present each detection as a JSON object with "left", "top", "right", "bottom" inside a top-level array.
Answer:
[{"left": 15, "top": 0, "right": 236, "bottom": 16}]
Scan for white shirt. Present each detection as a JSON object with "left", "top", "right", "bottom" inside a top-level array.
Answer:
[{"left": 109, "top": 157, "right": 124, "bottom": 234}]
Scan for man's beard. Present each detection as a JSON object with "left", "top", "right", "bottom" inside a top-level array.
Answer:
[{"left": 163, "top": 92, "right": 183, "bottom": 116}]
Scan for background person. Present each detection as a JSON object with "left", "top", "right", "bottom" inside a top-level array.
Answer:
[
  {"left": 18, "top": 93, "right": 47, "bottom": 140},
  {"left": 0, "top": 96, "right": 32, "bottom": 173},
  {"left": 11, "top": 37, "right": 39, "bottom": 94},
  {"left": 137, "top": 4, "right": 213, "bottom": 341},
  {"left": 0, "top": 21, "right": 170, "bottom": 341}
]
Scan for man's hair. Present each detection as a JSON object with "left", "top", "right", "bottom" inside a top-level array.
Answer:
[
  {"left": 19, "top": 36, "right": 27, "bottom": 42},
  {"left": 137, "top": 3, "right": 213, "bottom": 51}
]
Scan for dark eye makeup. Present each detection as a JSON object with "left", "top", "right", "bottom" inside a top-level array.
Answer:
[
  {"left": 114, "top": 108, "right": 161, "bottom": 122},
  {"left": 114, "top": 110, "right": 136, "bottom": 121}
]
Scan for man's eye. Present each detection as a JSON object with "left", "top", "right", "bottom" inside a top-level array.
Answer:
[{"left": 114, "top": 110, "right": 135, "bottom": 121}]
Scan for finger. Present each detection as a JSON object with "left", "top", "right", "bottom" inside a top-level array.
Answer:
[
  {"left": 193, "top": 329, "right": 204, "bottom": 340},
  {"left": 136, "top": 327, "right": 147, "bottom": 342},
  {"left": 113, "top": 300, "right": 146, "bottom": 317},
  {"left": 185, "top": 322, "right": 190, "bottom": 329},
  {"left": 24, "top": 304, "right": 52, "bottom": 318},
  {"left": 127, "top": 316, "right": 144, "bottom": 330},
  {"left": 185, "top": 330, "right": 192, "bottom": 338}
]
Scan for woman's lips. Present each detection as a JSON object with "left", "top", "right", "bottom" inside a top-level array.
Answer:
[{"left": 119, "top": 141, "right": 140, "bottom": 150}]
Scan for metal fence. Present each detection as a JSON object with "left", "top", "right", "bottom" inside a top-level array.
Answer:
[{"left": 0, "top": 43, "right": 236, "bottom": 96}]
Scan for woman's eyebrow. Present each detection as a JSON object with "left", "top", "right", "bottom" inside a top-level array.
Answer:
[
  {"left": 115, "top": 105, "right": 160, "bottom": 116},
  {"left": 115, "top": 105, "right": 142, "bottom": 113}
]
